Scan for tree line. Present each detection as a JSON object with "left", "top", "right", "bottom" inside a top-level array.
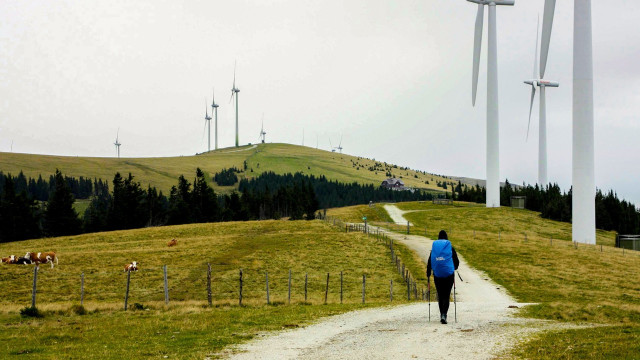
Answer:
[
  {"left": 456, "top": 180, "right": 640, "bottom": 234},
  {"left": 0, "top": 171, "right": 105, "bottom": 201}
]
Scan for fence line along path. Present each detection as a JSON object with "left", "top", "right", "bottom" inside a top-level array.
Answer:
[{"left": 224, "top": 205, "right": 569, "bottom": 359}]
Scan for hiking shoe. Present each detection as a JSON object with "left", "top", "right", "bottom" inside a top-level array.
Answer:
[{"left": 440, "top": 314, "right": 447, "bottom": 324}]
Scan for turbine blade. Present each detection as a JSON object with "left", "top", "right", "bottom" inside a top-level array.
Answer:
[
  {"left": 540, "top": 0, "right": 556, "bottom": 78},
  {"left": 533, "top": 14, "right": 540, "bottom": 79},
  {"left": 229, "top": 91, "right": 234, "bottom": 104},
  {"left": 472, "top": 4, "right": 484, "bottom": 107},
  {"left": 233, "top": 60, "right": 237, "bottom": 89},
  {"left": 212, "top": 88, "right": 215, "bottom": 105},
  {"left": 205, "top": 99, "right": 209, "bottom": 117},
  {"left": 527, "top": 85, "right": 537, "bottom": 141}
]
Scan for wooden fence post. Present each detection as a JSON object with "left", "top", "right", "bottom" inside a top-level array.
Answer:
[
  {"left": 266, "top": 271, "right": 270, "bottom": 305},
  {"left": 362, "top": 274, "right": 366, "bottom": 304},
  {"left": 207, "top": 263, "right": 212, "bottom": 306},
  {"left": 163, "top": 265, "right": 169, "bottom": 305},
  {"left": 407, "top": 221, "right": 410, "bottom": 234},
  {"left": 390, "top": 279, "right": 393, "bottom": 302},
  {"left": 406, "top": 275, "right": 411, "bottom": 301},
  {"left": 31, "top": 266, "right": 38, "bottom": 308},
  {"left": 288, "top": 269, "right": 292, "bottom": 305},
  {"left": 239, "top": 269, "right": 243, "bottom": 306},
  {"left": 340, "top": 271, "right": 343, "bottom": 304},
  {"left": 124, "top": 270, "right": 131, "bottom": 311},
  {"left": 324, "top": 273, "right": 330, "bottom": 304},
  {"left": 305, "top": 273, "right": 308, "bottom": 302},
  {"left": 80, "top": 272, "right": 85, "bottom": 306}
]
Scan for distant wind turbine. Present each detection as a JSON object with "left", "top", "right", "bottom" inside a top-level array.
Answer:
[
  {"left": 114, "top": 129, "right": 121, "bottom": 158},
  {"left": 204, "top": 99, "right": 212, "bottom": 152},
  {"left": 523, "top": 11, "right": 559, "bottom": 187},
  {"left": 211, "top": 88, "right": 219, "bottom": 150},
  {"left": 230, "top": 62, "right": 240, "bottom": 147},
  {"left": 336, "top": 135, "right": 343, "bottom": 154},
  {"left": 466, "top": 0, "right": 515, "bottom": 208},
  {"left": 259, "top": 114, "right": 266, "bottom": 143}
]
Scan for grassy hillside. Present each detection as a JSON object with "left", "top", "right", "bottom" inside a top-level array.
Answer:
[
  {"left": 0, "top": 143, "right": 454, "bottom": 194},
  {"left": 0, "top": 219, "right": 421, "bottom": 359},
  {"left": 331, "top": 202, "right": 640, "bottom": 358}
]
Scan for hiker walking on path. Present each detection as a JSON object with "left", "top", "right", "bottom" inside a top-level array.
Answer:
[{"left": 427, "top": 230, "right": 460, "bottom": 324}]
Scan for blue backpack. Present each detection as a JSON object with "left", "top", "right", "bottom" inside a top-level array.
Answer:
[{"left": 431, "top": 240, "right": 454, "bottom": 278}]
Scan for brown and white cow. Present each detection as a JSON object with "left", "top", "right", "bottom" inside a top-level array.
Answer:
[
  {"left": 25, "top": 252, "right": 58, "bottom": 268},
  {"left": 167, "top": 239, "right": 177, "bottom": 247},
  {"left": 124, "top": 261, "right": 138, "bottom": 272},
  {"left": 0, "top": 255, "right": 17, "bottom": 264}
]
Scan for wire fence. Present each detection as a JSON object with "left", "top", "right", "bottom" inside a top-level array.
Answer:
[{"left": 1, "top": 216, "right": 430, "bottom": 310}]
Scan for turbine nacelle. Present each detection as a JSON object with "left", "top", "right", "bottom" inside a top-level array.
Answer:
[{"left": 538, "top": 80, "right": 559, "bottom": 88}]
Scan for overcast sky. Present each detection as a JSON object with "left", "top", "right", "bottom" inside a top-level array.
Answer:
[{"left": 1, "top": 1, "right": 639, "bottom": 205}]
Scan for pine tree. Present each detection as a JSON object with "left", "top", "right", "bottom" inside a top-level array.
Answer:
[{"left": 45, "top": 169, "right": 81, "bottom": 237}]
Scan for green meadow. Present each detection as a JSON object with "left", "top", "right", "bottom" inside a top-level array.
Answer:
[{"left": 0, "top": 220, "right": 423, "bottom": 359}]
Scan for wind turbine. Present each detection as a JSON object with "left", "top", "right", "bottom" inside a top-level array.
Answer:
[
  {"left": 467, "top": 0, "right": 515, "bottom": 208},
  {"left": 259, "top": 114, "right": 266, "bottom": 143},
  {"left": 524, "top": 12, "right": 559, "bottom": 187},
  {"left": 211, "top": 88, "right": 219, "bottom": 150},
  {"left": 336, "top": 135, "right": 343, "bottom": 154},
  {"left": 114, "top": 129, "right": 121, "bottom": 158},
  {"left": 230, "top": 62, "right": 240, "bottom": 147},
  {"left": 204, "top": 99, "right": 212, "bottom": 152},
  {"left": 573, "top": 0, "right": 595, "bottom": 244}
]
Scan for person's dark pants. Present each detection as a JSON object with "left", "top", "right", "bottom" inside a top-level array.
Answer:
[{"left": 434, "top": 274, "right": 455, "bottom": 316}]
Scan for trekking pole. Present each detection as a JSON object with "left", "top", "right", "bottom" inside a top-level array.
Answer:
[
  {"left": 457, "top": 271, "right": 464, "bottom": 282},
  {"left": 427, "top": 274, "right": 431, "bottom": 322},
  {"left": 454, "top": 272, "right": 457, "bottom": 323}
]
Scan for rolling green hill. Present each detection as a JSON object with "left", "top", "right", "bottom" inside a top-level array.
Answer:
[{"left": 0, "top": 143, "right": 453, "bottom": 194}]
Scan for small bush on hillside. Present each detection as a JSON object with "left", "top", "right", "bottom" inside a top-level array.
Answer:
[
  {"left": 70, "top": 304, "right": 87, "bottom": 315},
  {"left": 20, "top": 306, "right": 43, "bottom": 318},
  {"left": 130, "top": 302, "right": 148, "bottom": 311}
]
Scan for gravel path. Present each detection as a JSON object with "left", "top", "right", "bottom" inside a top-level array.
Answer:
[{"left": 223, "top": 205, "right": 564, "bottom": 359}]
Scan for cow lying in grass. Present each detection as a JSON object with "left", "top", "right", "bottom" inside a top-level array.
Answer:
[
  {"left": 1, "top": 255, "right": 17, "bottom": 264},
  {"left": 124, "top": 261, "right": 138, "bottom": 272},
  {"left": 167, "top": 239, "right": 177, "bottom": 247},
  {"left": 25, "top": 252, "right": 58, "bottom": 268},
  {"left": 0, "top": 255, "right": 31, "bottom": 265}
]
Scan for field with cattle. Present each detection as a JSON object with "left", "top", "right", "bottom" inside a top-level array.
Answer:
[{"left": 0, "top": 219, "right": 423, "bottom": 358}]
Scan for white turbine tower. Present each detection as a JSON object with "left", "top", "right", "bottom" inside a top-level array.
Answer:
[
  {"left": 230, "top": 62, "right": 240, "bottom": 147},
  {"left": 204, "top": 99, "right": 212, "bottom": 152},
  {"left": 467, "top": 0, "right": 515, "bottom": 208},
  {"left": 524, "top": 10, "right": 559, "bottom": 187},
  {"left": 114, "top": 129, "right": 121, "bottom": 158},
  {"left": 211, "top": 88, "right": 219, "bottom": 150},
  {"left": 573, "top": 0, "right": 595, "bottom": 244}
]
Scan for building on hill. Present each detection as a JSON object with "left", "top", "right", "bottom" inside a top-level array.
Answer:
[{"left": 381, "top": 178, "right": 405, "bottom": 191}]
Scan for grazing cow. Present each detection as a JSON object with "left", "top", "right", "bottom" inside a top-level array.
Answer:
[
  {"left": 0, "top": 255, "right": 17, "bottom": 264},
  {"left": 167, "top": 239, "right": 177, "bottom": 247},
  {"left": 124, "top": 261, "right": 138, "bottom": 272},
  {"left": 25, "top": 251, "right": 58, "bottom": 268}
]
